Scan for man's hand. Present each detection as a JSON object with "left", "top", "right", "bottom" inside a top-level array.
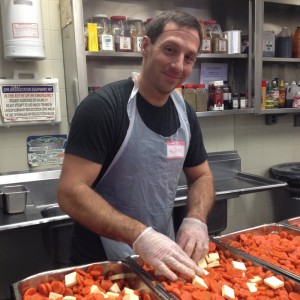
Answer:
[
  {"left": 176, "top": 217, "right": 209, "bottom": 262},
  {"left": 133, "top": 227, "right": 203, "bottom": 281}
]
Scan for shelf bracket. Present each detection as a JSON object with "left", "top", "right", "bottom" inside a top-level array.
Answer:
[
  {"left": 265, "top": 114, "right": 278, "bottom": 125},
  {"left": 294, "top": 115, "right": 300, "bottom": 127}
]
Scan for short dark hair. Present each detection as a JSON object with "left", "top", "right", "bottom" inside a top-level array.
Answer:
[{"left": 146, "top": 10, "right": 202, "bottom": 49}]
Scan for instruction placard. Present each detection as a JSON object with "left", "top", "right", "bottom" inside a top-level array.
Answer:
[
  {"left": 0, "top": 84, "right": 56, "bottom": 122},
  {"left": 27, "top": 135, "right": 67, "bottom": 167}
]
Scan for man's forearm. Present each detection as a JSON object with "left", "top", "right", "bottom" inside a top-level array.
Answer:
[{"left": 185, "top": 174, "right": 215, "bottom": 223}]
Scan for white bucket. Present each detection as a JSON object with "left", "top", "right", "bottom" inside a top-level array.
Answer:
[
  {"left": 0, "top": 0, "right": 45, "bottom": 60},
  {"left": 224, "top": 30, "right": 242, "bottom": 54}
]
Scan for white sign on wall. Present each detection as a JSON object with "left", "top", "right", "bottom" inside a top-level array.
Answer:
[{"left": 0, "top": 76, "right": 61, "bottom": 126}]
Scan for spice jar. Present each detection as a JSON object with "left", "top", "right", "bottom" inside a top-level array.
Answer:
[
  {"left": 183, "top": 84, "right": 196, "bottom": 111},
  {"left": 110, "top": 15, "right": 132, "bottom": 52},
  {"left": 92, "top": 14, "right": 114, "bottom": 51},
  {"left": 195, "top": 84, "right": 208, "bottom": 112},
  {"left": 198, "top": 19, "right": 211, "bottom": 53},
  {"left": 127, "top": 18, "right": 144, "bottom": 52},
  {"left": 205, "top": 20, "right": 227, "bottom": 54}
]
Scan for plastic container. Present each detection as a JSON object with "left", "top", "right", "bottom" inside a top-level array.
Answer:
[
  {"left": 110, "top": 15, "right": 132, "bottom": 52},
  {"left": 195, "top": 84, "right": 208, "bottom": 112},
  {"left": 127, "top": 18, "right": 143, "bottom": 52},
  {"left": 286, "top": 81, "right": 300, "bottom": 108},
  {"left": 263, "top": 31, "right": 275, "bottom": 57},
  {"left": 183, "top": 84, "right": 196, "bottom": 111},
  {"left": 92, "top": 14, "right": 114, "bottom": 51},
  {"left": 275, "top": 27, "right": 292, "bottom": 58},
  {"left": 292, "top": 26, "right": 300, "bottom": 58},
  {"left": 2, "top": 185, "right": 29, "bottom": 214}
]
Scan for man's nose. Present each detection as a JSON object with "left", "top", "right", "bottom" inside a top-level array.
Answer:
[{"left": 170, "top": 54, "right": 184, "bottom": 71}]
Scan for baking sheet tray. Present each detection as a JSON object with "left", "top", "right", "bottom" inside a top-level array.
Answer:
[
  {"left": 12, "top": 260, "right": 169, "bottom": 300},
  {"left": 213, "top": 223, "right": 300, "bottom": 282}
]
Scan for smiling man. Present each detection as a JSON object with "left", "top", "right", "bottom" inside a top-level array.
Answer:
[{"left": 58, "top": 10, "right": 215, "bottom": 281}]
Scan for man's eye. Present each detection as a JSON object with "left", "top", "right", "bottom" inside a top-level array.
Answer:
[
  {"left": 185, "top": 55, "right": 196, "bottom": 63},
  {"left": 164, "top": 46, "right": 175, "bottom": 54}
]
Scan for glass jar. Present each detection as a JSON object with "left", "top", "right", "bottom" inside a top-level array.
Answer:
[
  {"left": 92, "top": 14, "right": 114, "bottom": 51},
  {"left": 205, "top": 20, "right": 227, "bottom": 53},
  {"left": 195, "top": 84, "right": 208, "bottom": 112},
  {"left": 198, "top": 19, "right": 211, "bottom": 53},
  {"left": 127, "top": 18, "right": 144, "bottom": 52},
  {"left": 110, "top": 15, "right": 132, "bottom": 52}
]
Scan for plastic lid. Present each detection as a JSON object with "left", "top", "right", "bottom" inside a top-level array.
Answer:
[
  {"left": 262, "top": 80, "right": 267, "bottom": 87},
  {"left": 195, "top": 84, "right": 206, "bottom": 88},
  {"left": 270, "top": 163, "right": 300, "bottom": 182},
  {"left": 110, "top": 16, "right": 126, "bottom": 21},
  {"left": 204, "top": 20, "right": 217, "bottom": 25},
  {"left": 184, "top": 84, "right": 195, "bottom": 88}
]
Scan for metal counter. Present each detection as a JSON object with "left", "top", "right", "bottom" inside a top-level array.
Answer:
[{"left": 0, "top": 151, "right": 287, "bottom": 232}]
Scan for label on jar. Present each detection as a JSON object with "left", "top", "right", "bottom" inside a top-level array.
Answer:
[
  {"left": 201, "top": 38, "right": 212, "bottom": 53},
  {"left": 119, "top": 36, "right": 132, "bottom": 51},
  {"left": 101, "top": 34, "right": 114, "bottom": 51},
  {"left": 136, "top": 36, "right": 143, "bottom": 52}
]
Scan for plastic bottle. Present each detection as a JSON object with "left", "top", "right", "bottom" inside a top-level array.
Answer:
[
  {"left": 263, "top": 31, "right": 275, "bottom": 57},
  {"left": 232, "top": 92, "right": 239, "bottom": 110},
  {"left": 239, "top": 92, "right": 247, "bottom": 109},
  {"left": 271, "top": 80, "right": 279, "bottom": 108},
  {"left": 278, "top": 79, "right": 286, "bottom": 108},
  {"left": 195, "top": 84, "right": 208, "bottom": 112},
  {"left": 286, "top": 81, "right": 299, "bottom": 108},
  {"left": 275, "top": 27, "right": 292, "bottom": 58},
  {"left": 183, "top": 84, "right": 196, "bottom": 111},
  {"left": 261, "top": 80, "right": 267, "bottom": 109},
  {"left": 293, "top": 91, "right": 300, "bottom": 108},
  {"left": 292, "top": 27, "right": 300, "bottom": 58},
  {"left": 265, "top": 82, "right": 274, "bottom": 109}
]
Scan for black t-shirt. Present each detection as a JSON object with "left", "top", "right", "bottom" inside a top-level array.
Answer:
[{"left": 65, "top": 78, "right": 207, "bottom": 264}]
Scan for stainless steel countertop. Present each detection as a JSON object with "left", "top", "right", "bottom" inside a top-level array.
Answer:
[{"left": 0, "top": 151, "right": 288, "bottom": 232}]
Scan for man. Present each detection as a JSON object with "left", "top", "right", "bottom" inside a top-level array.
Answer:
[{"left": 57, "top": 10, "right": 215, "bottom": 281}]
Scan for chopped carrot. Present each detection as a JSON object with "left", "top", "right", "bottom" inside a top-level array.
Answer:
[
  {"left": 50, "top": 280, "right": 65, "bottom": 295},
  {"left": 23, "top": 288, "right": 37, "bottom": 297},
  {"left": 209, "top": 241, "right": 217, "bottom": 252}
]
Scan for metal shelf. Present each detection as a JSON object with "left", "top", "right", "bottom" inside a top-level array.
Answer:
[
  {"left": 85, "top": 51, "right": 248, "bottom": 60},
  {"left": 196, "top": 108, "right": 254, "bottom": 117},
  {"left": 258, "top": 108, "right": 300, "bottom": 114}
]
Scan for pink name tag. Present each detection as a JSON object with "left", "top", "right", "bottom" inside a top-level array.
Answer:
[{"left": 167, "top": 141, "right": 185, "bottom": 159}]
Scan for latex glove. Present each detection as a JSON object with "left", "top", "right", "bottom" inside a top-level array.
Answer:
[
  {"left": 176, "top": 217, "right": 209, "bottom": 262},
  {"left": 133, "top": 227, "right": 203, "bottom": 281}
]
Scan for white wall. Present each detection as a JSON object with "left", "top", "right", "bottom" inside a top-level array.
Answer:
[{"left": 0, "top": 0, "right": 300, "bottom": 237}]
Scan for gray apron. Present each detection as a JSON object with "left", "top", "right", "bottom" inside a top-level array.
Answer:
[{"left": 95, "top": 78, "right": 191, "bottom": 260}]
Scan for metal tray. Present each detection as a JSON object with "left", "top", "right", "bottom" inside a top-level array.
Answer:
[
  {"left": 280, "top": 216, "right": 300, "bottom": 230},
  {"left": 213, "top": 223, "right": 300, "bottom": 282},
  {"left": 130, "top": 243, "right": 300, "bottom": 299},
  {"left": 12, "top": 260, "right": 169, "bottom": 300}
]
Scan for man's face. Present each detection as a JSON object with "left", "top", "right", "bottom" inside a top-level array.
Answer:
[{"left": 141, "top": 22, "right": 200, "bottom": 97}]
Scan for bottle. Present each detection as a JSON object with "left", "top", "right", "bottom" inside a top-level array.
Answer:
[
  {"left": 286, "top": 81, "right": 298, "bottom": 108},
  {"left": 265, "top": 82, "right": 274, "bottom": 109},
  {"left": 239, "top": 92, "right": 247, "bottom": 109},
  {"left": 211, "top": 84, "right": 224, "bottom": 110},
  {"left": 271, "top": 80, "right": 279, "bottom": 108},
  {"left": 195, "top": 84, "right": 208, "bottom": 112},
  {"left": 175, "top": 85, "right": 183, "bottom": 95},
  {"left": 292, "top": 27, "right": 300, "bottom": 58},
  {"left": 232, "top": 92, "right": 239, "bottom": 110},
  {"left": 183, "top": 84, "right": 196, "bottom": 111},
  {"left": 275, "top": 27, "right": 292, "bottom": 58},
  {"left": 293, "top": 91, "right": 300, "bottom": 108},
  {"left": 278, "top": 79, "right": 286, "bottom": 108},
  {"left": 222, "top": 81, "right": 232, "bottom": 110},
  {"left": 261, "top": 80, "right": 267, "bottom": 109},
  {"left": 263, "top": 31, "right": 275, "bottom": 57}
]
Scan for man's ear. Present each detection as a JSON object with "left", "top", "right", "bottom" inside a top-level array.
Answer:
[{"left": 141, "top": 36, "right": 150, "bottom": 54}]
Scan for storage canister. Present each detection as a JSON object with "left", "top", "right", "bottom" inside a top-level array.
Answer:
[
  {"left": 92, "top": 14, "right": 114, "bottom": 51},
  {"left": 224, "top": 30, "right": 241, "bottom": 54},
  {"left": 127, "top": 18, "right": 144, "bottom": 52},
  {"left": 183, "top": 84, "right": 196, "bottom": 111},
  {"left": 110, "top": 15, "right": 132, "bottom": 52},
  {"left": 292, "top": 26, "right": 300, "bottom": 58},
  {"left": 195, "top": 84, "right": 208, "bottom": 112},
  {"left": 275, "top": 27, "right": 292, "bottom": 58}
]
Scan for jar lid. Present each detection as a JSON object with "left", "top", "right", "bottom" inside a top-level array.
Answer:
[
  {"left": 93, "top": 14, "right": 109, "bottom": 18},
  {"left": 184, "top": 84, "right": 195, "bottom": 88},
  {"left": 204, "top": 20, "right": 217, "bottom": 25},
  {"left": 195, "top": 84, "right": 205, "bottom": 88},
  {"left": 110, "top": 15, "right": 126, "bottom": 21},
  {"left": 127, "top": 17, "right": 142, "bottom": 22}
]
